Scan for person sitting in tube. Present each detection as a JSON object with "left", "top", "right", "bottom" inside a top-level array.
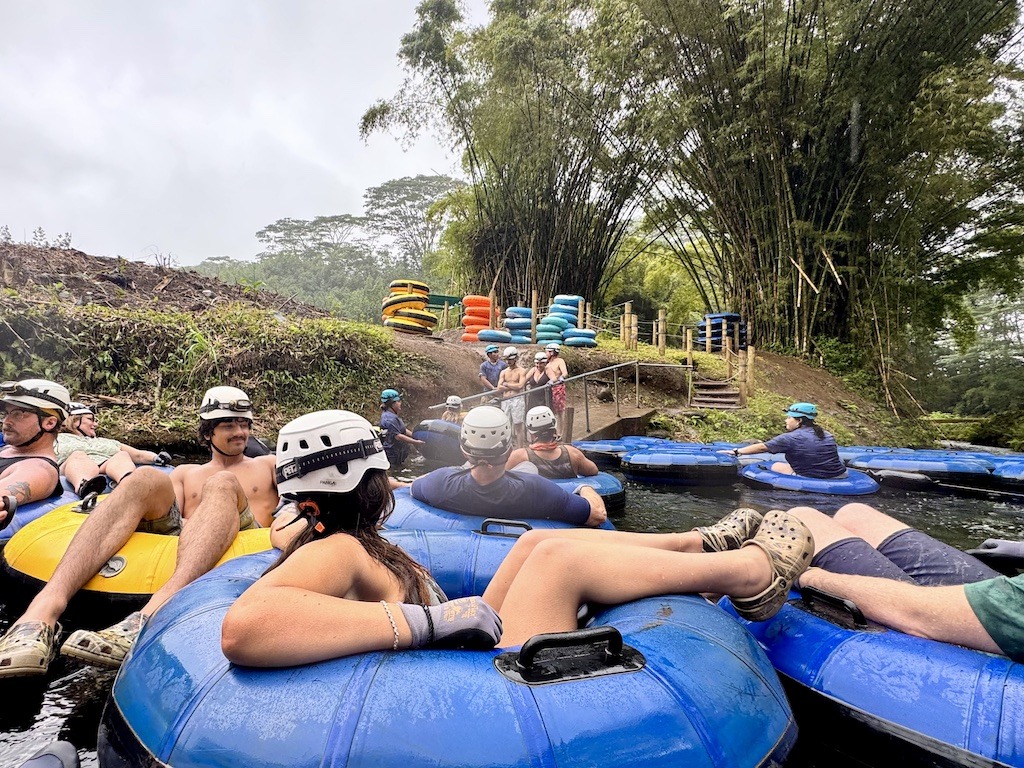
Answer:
[
  {"left": 57, "top": 402, "right": 173, "bottom": 499},
  {"left": 505, "top": 406, "right": 598, "bottom": 479},
  {"left": 221, "top": 409, "right": 815, "bottom": 665},
  {"left": 725, "top": 402, "right": 846, "bottom": 479}
]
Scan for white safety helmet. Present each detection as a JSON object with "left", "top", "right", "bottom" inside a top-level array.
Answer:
[
  {"left": 460, "top": 405, "right": 513, "bottom": 461},
  {"left": 199, "top": 386, "right": 253, "bottom": 421},
  {"left": 534, "top": 352, "right": 547, "bottom": 363},
  {"left": 526, "top": 405, "right": 557, "bottom": 433},
  {"left": 545, "top": 342, "right": 560, "bottom": 353},
  {"left": 0, "top": 379, "right": 71, "bottom": 421},
  {"left": 68, "top": 402, "right": 95, "bottom": 417},
  {"left": 275, "top": 410, "right": 390, "bottom": 497},
  {"left": 445, "top": 395, "right": 462, "bottom": 409},
  {"left": 503, "top": 346, "right": 518, "bottom": 359}
]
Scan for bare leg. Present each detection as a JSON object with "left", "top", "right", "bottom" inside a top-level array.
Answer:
[
  {"left": 831, "top": 503, "right": 910, "bottom": 548},
  {"left": 17, "top": 467, "right": 174, "bottom": 627},
  {"left": 493, "top": 538, "right": 773, "bottom": 646},
  {"left": 62, "top": 452, "right": 103, "bottom": 491},
  {"left": 142, "top": 471, "right": 244, "bottom": 617},
  {"left": 101, "top": 451, "right": 139, "bottom": 484},
  {"left": 484, "top": 529, "right": 701, "bottom": 612},
  {"left": 799, "top": 568, "right": 1002, "bottom": 654},
  {"left": 787, "top": 506, "right": 867, "bottom": 552},
  {"left": 770, "top": 462, "right": 795, "bottom": 475}
]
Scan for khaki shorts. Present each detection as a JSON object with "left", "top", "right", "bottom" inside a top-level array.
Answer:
[{"left": 134, "top": 501, "right": 259, "bottom": 536}]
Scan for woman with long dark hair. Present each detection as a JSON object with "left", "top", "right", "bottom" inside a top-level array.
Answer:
[
  {"left": 729, "top": 402, "right": 846, "bottom": 479},
  {"left": 221, "top": 409, "right": 814, "bottom": 666}
]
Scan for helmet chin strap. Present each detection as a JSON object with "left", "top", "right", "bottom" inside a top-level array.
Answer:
[{"left": 9, "top": 414, "right": 49, "bottom": 448}]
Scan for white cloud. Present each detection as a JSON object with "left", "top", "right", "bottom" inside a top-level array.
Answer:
[{"left": 0, "top": 0, "right": 487, "bottom": 264}]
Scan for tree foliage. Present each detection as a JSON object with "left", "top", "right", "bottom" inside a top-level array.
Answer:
[
  {"left": 621, "top": 0, "right": 1024, "bottom": 412},
  {"left": 362, "top": 0, "right": 660, "bottom": 306}
]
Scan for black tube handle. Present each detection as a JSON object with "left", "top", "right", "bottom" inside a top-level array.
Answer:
[
  {"left": 799, "top": 585, "right": 868, "bottom": 627},
  {"left": 517, "top": 626, "right": 623, "bottom": 671},
  {"left": 480, "top": 518, "right": 533, "bottom": 534}
]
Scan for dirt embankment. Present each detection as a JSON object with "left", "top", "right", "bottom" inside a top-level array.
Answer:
[{"left": 2, "top": 244, "right": 902, "bottom": 446}]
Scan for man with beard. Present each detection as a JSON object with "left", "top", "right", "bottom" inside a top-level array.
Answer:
[
  {"left": 0, "top": 386, "right": 279, "bottom": 677},
  {"left": 0, "top": 379, "right": 71, "bottom": 531}
]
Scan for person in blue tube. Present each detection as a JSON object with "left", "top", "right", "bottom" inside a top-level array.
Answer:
[
  {"left": 726, "top": 402, "right": 846, "bottom": 479},
  {"left": 221, "top": 409, "right": 815, "bottom": 664}
]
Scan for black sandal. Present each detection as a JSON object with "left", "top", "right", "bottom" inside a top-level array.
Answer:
[{"left": 76, "top": 476, "right": 107, "bottom": 499}]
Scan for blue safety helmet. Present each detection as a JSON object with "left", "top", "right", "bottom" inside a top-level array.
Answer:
[
  {"left": 485, "top": 345, "right": 499, "bottom": 354},
  {"left": 380, "top": 389, "right": 401, "bottom": 404},
  {"left": 785, "top": 402, "right": 818, "bottom": 420}
]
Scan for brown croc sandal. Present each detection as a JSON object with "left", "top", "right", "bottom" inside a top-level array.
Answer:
[
  {"left": 694, "top": 508, "right": 764, "bottom": 552},
  {"left": 732, "top": 510, "right": 814, "bottom": 622}
]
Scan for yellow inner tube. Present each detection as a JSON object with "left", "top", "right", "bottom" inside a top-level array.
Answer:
[
  {"left": 2, "top": 500, "right": 272, "bottom": 597},
  {"left": 392, "top": 308, "right": 438, "bottom": 326},
  {"left": 382, "top": 293, "right": 429, "bottom": 314},
  {"left": 389, "top": 279, "right": 429, "bottom": 294},
  {"left": 384, "top": 317, "right": 433, "bottom": 335}
]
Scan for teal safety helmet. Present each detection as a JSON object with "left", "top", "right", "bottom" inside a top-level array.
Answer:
[
  {"left": 786, "top": 402, "right": 818, "bottom": 420},
  {"left": 381, "top": 389, "right": 402, "bottom": 404}
]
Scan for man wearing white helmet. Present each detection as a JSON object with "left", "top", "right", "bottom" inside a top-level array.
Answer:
[
  {"left": 0, "top": 379, "right": 70, "bottom": 533},
  {"left": 0, "top": 385, "right": 279, "bottom": 677},
  {"left": 544, "top": 343, "right": 569, "bottom": 435},
  {"left": 496, "top": 347, "right": 526, "bottom": 447},
  {"left": 410, "top": 405, "right": 607, "bottom": 527},
  {"left": 506, "top": 406, "right": 598, "bottom": 479}
]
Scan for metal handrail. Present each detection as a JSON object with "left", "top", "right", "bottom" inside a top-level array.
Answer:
[{"left": 429, "top": 360, "right": 693, "bottom": 435}]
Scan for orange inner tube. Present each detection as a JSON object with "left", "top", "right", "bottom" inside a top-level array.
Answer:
[
  {"left": 461, "top": 332, "right": 480, "bottom": 342},
  {"left": 462, "top": 295, "right": 492, "bottom": 308}
]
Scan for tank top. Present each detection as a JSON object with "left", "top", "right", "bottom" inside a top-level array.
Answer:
[
  {"left": 526, "top": 446, "right": 576, "bottom": 479},
  {"left": 526, "top": 370, "right": 550, "bottom": 410},
  {"left": 0, "top": 454, "right": 62, "bottom": 499}
]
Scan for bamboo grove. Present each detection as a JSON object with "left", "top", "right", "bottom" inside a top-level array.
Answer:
[{"left": 363, "top": 0, "right": 1024, "bottom": 412}]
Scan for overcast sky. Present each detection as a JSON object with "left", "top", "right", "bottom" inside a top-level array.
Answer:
[{"left": 1, "top": 1, "right": 488, "bottom": 265}]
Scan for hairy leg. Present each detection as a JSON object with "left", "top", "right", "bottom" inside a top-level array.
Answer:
[
  {"left": 483, "top": 528, "right": 700, "bottom": 613},
  {"left": 18, "top": 467, "right": 173, "bottom": 626},
  {"left": 832, "top": 503, "right": 910, "bottom": 548},
  {"left": 799, "top": 568, "right": 1001, "bottom": 654},
  {"left": 62, "top": 451, "right": 102, "bottom": 490},
  {"left": 142, "top": 471, "right": 244, "bottom": 616},
  {"left": 492, "top": 538, "right": 772, "bottom": 646}
]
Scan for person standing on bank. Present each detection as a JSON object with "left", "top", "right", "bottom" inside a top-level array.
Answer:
[
  {"left": 379, "top": 389, "right": 423, "bottom": 469},
  {"left": 543, "top": 343, "right": 569, "bottom": 434},
  {"left": 726, "top": 402, "right": 846, "bottom": 479},
  {"left": 478, "top": 345, "right": 507, "bottom": 392},
  {"left": 496, "top": 347, "right": 527, "bottom": 448}
]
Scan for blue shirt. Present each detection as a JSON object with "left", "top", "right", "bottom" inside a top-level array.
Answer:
[
  {"left": 765, "top": 426, "right": 846, "bottom": 479},
  {"left": 411, "top": 466, "right": 591, "bottom": 524},
  {"left": 380, "top": 410, "right": 406, "bottom": 450},
  {"left": 479, "top": 360, "right": 507, "bottom": 388}
]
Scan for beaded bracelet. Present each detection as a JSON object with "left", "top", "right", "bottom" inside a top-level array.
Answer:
[{"left": 380, "top": 601, "right": 400, "bottom": 651}]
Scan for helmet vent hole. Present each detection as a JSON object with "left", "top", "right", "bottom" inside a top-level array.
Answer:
[
  {"left": 280, "top": 441, "right": 288, "bottom": 452},
  {"left": 299, "top": 439, "right": 309, "bottom": 449},
  {"left": 320, "top": 436, "right": 332, "bottom": 447}
]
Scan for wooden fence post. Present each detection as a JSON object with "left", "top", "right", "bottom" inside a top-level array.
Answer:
[
  {"left": 488, "top": 290, "right": 497, "bottom": 329},
  {"left": 747, "top": 346, "right": 756, "bottom": 393},
  {"left": 531, "top": 289, "right": 539, "bottom": 344},
  {"left": 584, "top": 302, "right": 592, "bottom": 330},
  {"left": 657, "top": 309, "right": 666, "bottom": 356},
  {"left": 623, "top": 302, "right": 632, "bottom": 346},
  {"left": 686, "top": 328, "right": 693, "bottom": 368}
]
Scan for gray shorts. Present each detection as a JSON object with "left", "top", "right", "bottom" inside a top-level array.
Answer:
[
  {"left": 134, "top": 501, "right": 258, "bottom": 536},
  {"left": 813, "top": 529, "right": 1001, "bottom": 586}
]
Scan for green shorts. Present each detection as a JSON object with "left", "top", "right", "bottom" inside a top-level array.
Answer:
[
  {"left": 134, "top": 501, "right": 259, "bottom": 536},
  {"left": 964, "top": 573, "right": 1024, "bottom": 662}
]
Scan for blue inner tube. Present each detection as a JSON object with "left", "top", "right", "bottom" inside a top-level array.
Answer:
[
  {"left": 101, "top": 543, "right": 796, "bottom": 768},
  {"left": 411, "top": 420, "right": 464, "bottom": 466},
  {"left": 548, "top": 472, "right": 626, "bottom": 513},
  {"left": 554, "top": 293, "right": 585, "bottom": 305},
  {"left": 509, "top": 335, "right": 533, "bottom": 345},
  {"left": 621, "top": 450, "right": 739, "bottom": 486},
  {"left": 563, "top": 337, "right": 597, "bottom": 348},
  {"left": 562, "top": 328, "right": 597, "bottom": 339},
  {"left": 739, "top": 463, "right": 878, "bottom": 495},
  {"left": 505, "top": 306, "right": 533, "bottom": 318},
  {"left": 476, "top": 329, "right": 512, "bottom": 343},
  {"left": 722, "top": 595, "right": 1024, "bottom": 767},
  {"left": 384, "top": 488, "right": 616, "bottom": 532},
  {"left": 539, "top": 315, "right": 570, "bottom": 330},
  {"left": 503, "top": 317, "right": 533, "bottom": 330}
]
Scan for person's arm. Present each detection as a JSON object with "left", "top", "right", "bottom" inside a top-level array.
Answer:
[
  {"left": 120, "top": 444, "right": 160, "bottom": 465},
  {"left": 732, "top": 442, "right": 769, "bottom": 457},
  {"left": 223, "top": 535, "right": 408, "bottom": 665},
  {"left": 798, "top": 567, "right": 1003, "bottom": 654},
  {"left": 0, "top": 459, "right": 60, "bottom": 524},
  {"left": 505, "top": 448, "right": 527, "bottom": 471},
  {"left": 578, "top": 485, "right": 607, "bottom": 527},
  {"left": 567, "top": 447, "right": 599, "bottom": 476},
  {"left": 396, "top": 431, "right": 424, "bottom": 445}
]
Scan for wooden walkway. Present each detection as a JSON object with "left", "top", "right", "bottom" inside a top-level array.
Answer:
[{"left": 563, "top": 400, "right": 657, "bottom": 442}]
